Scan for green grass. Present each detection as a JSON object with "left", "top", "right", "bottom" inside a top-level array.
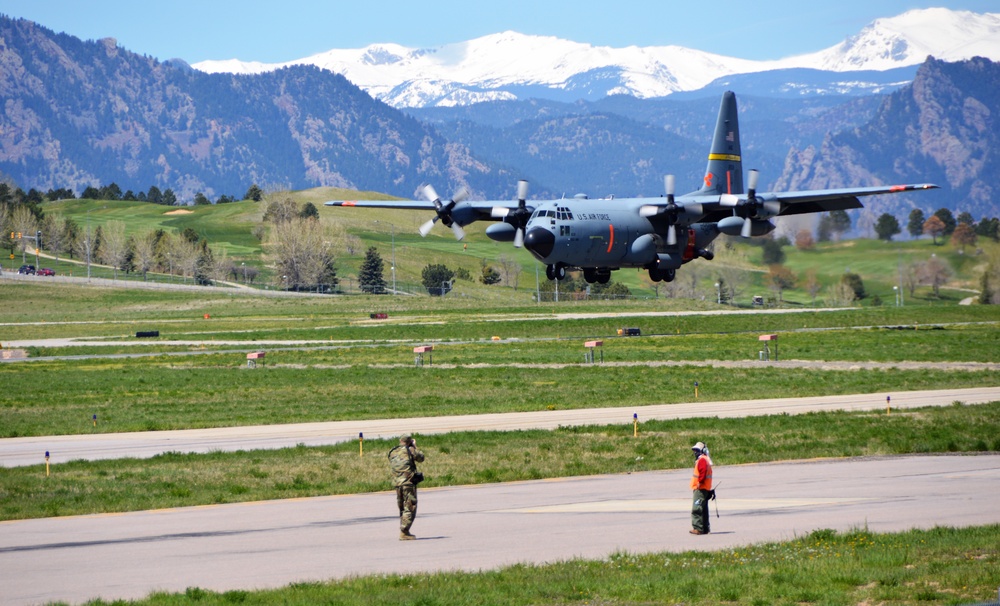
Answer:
[
  {"left": 2, "top": 285, "right": 999, "bottom": 438},
  {"left": 3, "top": 402, "right": 998, "bottom": 521},
  {"left": 35, "top": 191, "right": 1000, "bottom": 301},
  {"left": 3, "top": 357, "right": 998, "bottom": 437}
]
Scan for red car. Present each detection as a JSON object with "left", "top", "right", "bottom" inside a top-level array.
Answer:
[{"left": 37, "top": 268, "right": 55, "bottom": 276}]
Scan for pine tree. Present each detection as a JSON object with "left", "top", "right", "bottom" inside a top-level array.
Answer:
[
  {"left": 359, "top": 246, "right": 387, "bottom": 294},
  {"left": 245, "top": 184, "right": 263, "bottom": 202},
  {"left": 875, "top": 213, "right": 901, "bottom": 241},
  {"left": 907, "top": 209, "right": 926, "bottom": 238}
]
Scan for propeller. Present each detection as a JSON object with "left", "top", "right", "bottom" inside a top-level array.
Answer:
[
  {"left": 491, "top": 180, "right": 531, "bottom": 248},
  {"left": 719, "top": 169, "right": 780, "bottom": 237},
  {"left": 664, "top": 174, "right": 678, "bottom": 246},
  {"left": 418, "top": 184, "right": 469, "bottom": 241}
]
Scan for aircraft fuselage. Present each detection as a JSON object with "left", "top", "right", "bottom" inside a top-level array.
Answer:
[{"left": 517, "top": 198, "right": 719, "bottom": 276}]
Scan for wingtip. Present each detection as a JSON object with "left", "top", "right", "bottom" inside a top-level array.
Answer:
[{"left": 323, "top": 201, "right": 357, "bottom": 206}]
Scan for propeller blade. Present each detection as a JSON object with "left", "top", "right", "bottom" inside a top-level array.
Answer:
[
  {"left": 420, "top": 184, "right": 440, "bottom": 203},
  {"left": 665, "top": 174, "right": 675, "bottom": 198},
  {"left": 667, "top": 224, "right": 677, "bottom": 246},
  {"left": 764, "top": 200, "right": 782, "bottom": 216},
  {"left": 491, "top": 207, "right": 511, "bottom": 218},
  {"left": 741, "top": 217, "right": 753, "bottom": 238},
  {"left": 513, "top": 227, "right": 524, "bottom": 248},
  {"left": 640, "top": 205, "right": 660, "bottom": 218},
  {"left": 748, "top": 169, "right": 759, "bottom": 194},
  {"left": 452, "top": 187, "right": 469, "bottom": 204},
  {"left": 720, "top": 193, "right": 739, "bottom": 207},
  {"left": 451, "top": 222, "right": 466, "bottom": 241},
  {"left": 517, "top": 180, "right": 529, "bottom": 202},
  {"left": 419, "top": 218, "right": 437, "bottom": 237}
]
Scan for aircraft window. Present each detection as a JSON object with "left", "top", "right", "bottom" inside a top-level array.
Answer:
[
  {"left": 545, "top": 210, "right": 556, "bottom": 218},
  {"left": 555, "top": 207, "right": 574, "bottom": 221}
]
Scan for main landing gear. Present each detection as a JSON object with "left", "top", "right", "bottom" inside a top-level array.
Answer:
[
  {"left": 647, "top": 267, "right": 676, "bottom": 283},
  {"left": 545, "top": 263, "right": 566, "bottom": 281},
  {"left": 583, "top": 267, "right": 611, "bottom": 284}
]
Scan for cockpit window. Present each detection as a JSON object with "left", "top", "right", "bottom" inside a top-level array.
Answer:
[{"left": 555, "top": 207, "right": 574, "bottom": 221}]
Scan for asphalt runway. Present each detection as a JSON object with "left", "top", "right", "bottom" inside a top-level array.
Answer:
[
  {"left": 3, "top": 386, "right": 999, "bottom": 467},
  {"left": 2, "top": 454, "right": 998, "bottom": 605}
]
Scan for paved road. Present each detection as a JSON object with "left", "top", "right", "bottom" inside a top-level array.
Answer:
[
  {"left": 3, "top": 386, "right": 998, "bottom": 468},
  {"left": 2, "top": 454, "right": 997, "bottom": 605}
]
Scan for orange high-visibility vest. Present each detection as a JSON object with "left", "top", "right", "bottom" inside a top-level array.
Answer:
[{"left": 690, "top": 455, "right": 713, "bottom": 491}]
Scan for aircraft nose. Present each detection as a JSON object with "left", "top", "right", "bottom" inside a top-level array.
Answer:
[{"left": 524, "top": 227, "right": 555, "bottom": 259}]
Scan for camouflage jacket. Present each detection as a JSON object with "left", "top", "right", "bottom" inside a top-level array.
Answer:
[{"left": 388, "top": 444, "right": 425, "bottom": 487}]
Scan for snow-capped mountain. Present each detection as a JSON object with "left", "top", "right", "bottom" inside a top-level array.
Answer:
[{"left": 193, "top": 8, "right": 1000, "bottom": 107}]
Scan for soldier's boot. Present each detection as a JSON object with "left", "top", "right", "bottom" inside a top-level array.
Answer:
[{"left": 400, "top": 530, "right": 416, "bottom": 540}]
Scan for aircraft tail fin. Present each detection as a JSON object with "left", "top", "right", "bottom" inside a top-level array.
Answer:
[{"left": 696, "top": 91, "right": 744, "bottom": 196}]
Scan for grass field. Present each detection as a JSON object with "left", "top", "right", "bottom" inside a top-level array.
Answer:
[
  {"left": 29, "top": 191, "right": 1000, "bottom": 303},
  {"left": 2, "top": 283, "right": 998, "bottom": 437},
  {"left": 2, "top": 277, "right": 998, "bottom": 605}
]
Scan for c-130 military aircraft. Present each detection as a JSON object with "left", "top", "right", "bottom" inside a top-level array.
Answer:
[{"left": 327, "top": 91, "right": 937, "bottom": 284}]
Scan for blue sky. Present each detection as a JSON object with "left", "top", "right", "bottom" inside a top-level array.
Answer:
[{"left": 2, "top": 1, "right": 997, "bottom": 64}]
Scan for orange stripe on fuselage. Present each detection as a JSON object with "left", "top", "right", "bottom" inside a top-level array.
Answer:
[{"left": 607, "top": 224, "right": 614, "bottom": 253}]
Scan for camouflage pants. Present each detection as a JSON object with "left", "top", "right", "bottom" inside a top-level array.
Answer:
[
  {"left": 692, "top": 489, "right": 711, "bottom": 533},
  {"left": 396, "top": 485, "right": 418, "bottom": 532}
]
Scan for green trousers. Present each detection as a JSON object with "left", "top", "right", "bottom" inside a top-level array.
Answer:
[
  {"left": 692, "top": 489, "right": 711, "bottom": 533},
  {"left": 396, "top": 485, "right": 418, "bottom": 532}
]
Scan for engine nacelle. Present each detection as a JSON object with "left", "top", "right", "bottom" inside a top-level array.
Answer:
[
  {"left": 627, "top": 233, "right": 659, "bottom": 265},
  {"left": 485, "top": 222, "right": 517, "bottom": 242},
  {"left": 717, "top": 216, "right": 776, "bottom": 237}
]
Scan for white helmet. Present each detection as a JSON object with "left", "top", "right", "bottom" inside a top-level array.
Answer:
[{"left": 691, "top": 441, "right": 706, "bottom": 452}]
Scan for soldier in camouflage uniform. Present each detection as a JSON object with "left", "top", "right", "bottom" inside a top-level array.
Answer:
[{"left": 389, "top": 434, "right": 425, "bottom": 540}]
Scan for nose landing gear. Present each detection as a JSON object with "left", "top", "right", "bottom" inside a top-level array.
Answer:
[{"left": 545, "top": 264, "right": 566, "bottom": 281}]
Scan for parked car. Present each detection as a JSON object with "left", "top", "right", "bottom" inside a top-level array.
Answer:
[
  {"left": 37, "top": 268, "right": 55, "bottom": 276},
  {"left": 17, "top": 264, "right": 35, "bottom": 275}
]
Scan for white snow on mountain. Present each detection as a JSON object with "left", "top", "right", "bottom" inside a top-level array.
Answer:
[
  {"left": 193, "top": 8, "right": 1000, "bottom": 107},
  {"left": 781, "top": 8, "right": 1000, "bottom": 71}
]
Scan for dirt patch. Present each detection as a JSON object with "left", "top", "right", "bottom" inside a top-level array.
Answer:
[{"left": 164, "top": 209, "right": 193, "bottom": 215}]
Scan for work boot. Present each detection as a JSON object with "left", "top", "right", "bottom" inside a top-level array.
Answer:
[
  {"left": 400, "top": 531, "right": 416, "bottom": 540},
  {"left": 689, "top": 529, "right": 708, "bottom": 535}
]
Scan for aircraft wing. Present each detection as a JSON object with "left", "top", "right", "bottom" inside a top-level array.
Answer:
[
  {"left": 325, "top": 199, "right": 437, "bottom": 210},
  {"left": 325, "top": 194, "right": 534, "bottom": 242},
  {"left": 324, "top": 198, "right": 511, "bottom": 222},
  {"left": 690, "top": 183, "right": 938, "bottom": 223}
]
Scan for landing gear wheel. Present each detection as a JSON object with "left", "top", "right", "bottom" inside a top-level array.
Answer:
[
  {"left": 583, "top": 268, "right": 598, "bottom": 283},
  {"left": 546, "top": 264, "right": 556, "bottom": 281},
  {"left": 554, "top": 264, "right": 566, "bottom": 280},
  {"left": 664, "top": 269, "right": 676, "bottom": 282}
]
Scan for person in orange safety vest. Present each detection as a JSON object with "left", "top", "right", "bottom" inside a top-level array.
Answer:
[{"left": 689, "top": 441, "right": 714, "bottom": 534}]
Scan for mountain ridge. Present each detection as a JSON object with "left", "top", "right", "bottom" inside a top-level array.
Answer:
[
  {"left": 1, "top": 14, "right": 998, "bottom": 221},
  {"left": 192, "top": 8, "right": 1000, "bottom": 108}
]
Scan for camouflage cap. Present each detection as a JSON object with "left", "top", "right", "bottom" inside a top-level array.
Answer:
[{"left": 399, "top": 434, "right": 412, "bottom": 444}]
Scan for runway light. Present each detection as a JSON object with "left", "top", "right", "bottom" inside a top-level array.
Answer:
[
  {"left": 359, "top": 432, "right": 364, "bottom": 457},
  {"left": 633, "top": 413, "right": 638, "bottom": 438},
  {"left": 45, "top": 451, "right": 50, "bottom": 477}
]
